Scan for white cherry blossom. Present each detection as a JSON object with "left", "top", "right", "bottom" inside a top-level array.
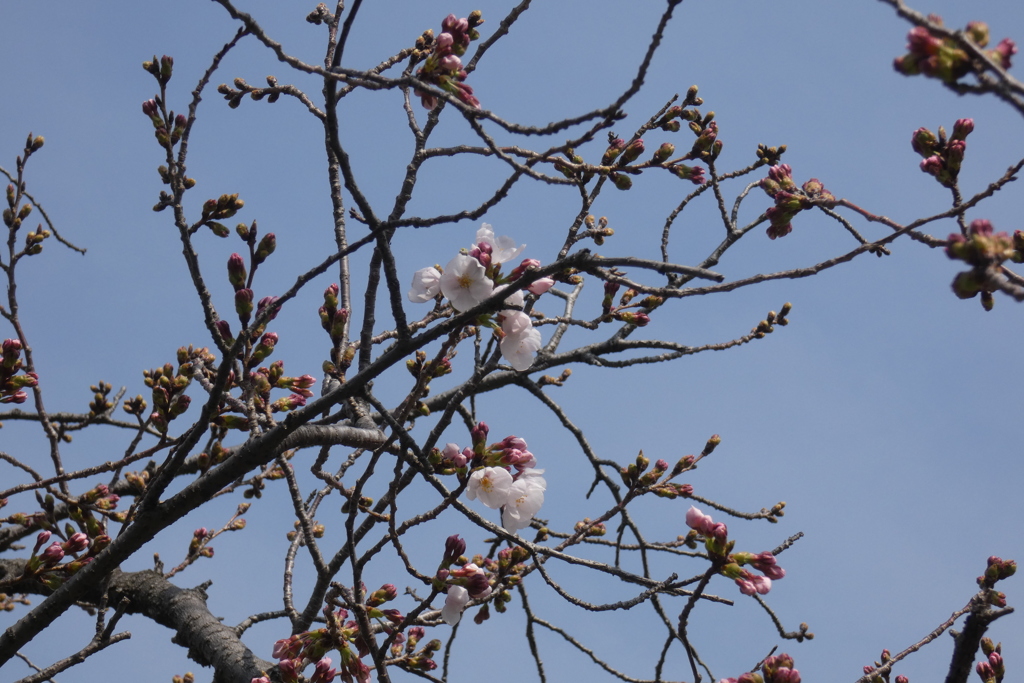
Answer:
[
  {"left": 476, "top": 223, "right": 525, "bottom": 264},
  {"left": 502, "top": 468, "right": 547, "bottom": 532},
  {"left": 408, "top": 266, "right": 442, "bottom": 303},
  {"left": 441, "top": 585, "right": 470, "bottom": 625},
  {"left": 466, "top": 466, "right": 513, "bottom": 509},
  {"left": 500, "top": 311, "right": 542, "bottom": 371},
  {"left": 440, "top": 254, "right": 493, "bottom": 311}
]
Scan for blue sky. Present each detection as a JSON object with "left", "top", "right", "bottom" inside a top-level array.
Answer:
[{"left": 1, "top": 1, "right": 1022, "bottom": 681}]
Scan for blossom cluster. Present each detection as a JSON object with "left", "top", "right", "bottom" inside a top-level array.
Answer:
[
  {"left": 894, "top": 17, "right": 1017, "bottom": 84},
  {"left": 22, "top": 528, "right": 107, "bottom": 591},
  {"left": 685, "top": 505, "right": 785, "bottom": 596},
  {"left": 1, "top": 338, "right": 38, "bottom": 404},
  {"left": 945, "top": 219, "right": 1024, "bottom": 311},
  {"left": 759, "top": 164, "right": 835, "bottom": 240},
  {"left": 413, "top": 13, "right": 484, "bottom": 109},
  {"left": 912, "top": 118, "right": 974, "bottom": 189},
  {"left": 436, "top": 535, "right": 532, "bottom": 625},
  {"left": 718, "top": 653, "right": 801, "bottom": 683},
  {"left": 258, "top": 587, "right": 429, "bottom": 683},
  {"left": 976, "top": 637, "right": 1006, "bottom": 683},
  {"left": 408, "top": 224, "right": 554, "bottom": 371},
  {"left": 439, "top": 423, "right": 547, "bottom": 533}
]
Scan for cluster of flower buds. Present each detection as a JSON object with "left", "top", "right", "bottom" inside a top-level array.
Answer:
[
  {"left": 188, "top": 527, "right": 215, "bottom": 559},
  {"left": 685, "top": 505, "right": 786, "bottom": 596},
  {"left": 87, "top": 380, "right": 114, "bottom": 417},
  {"left": 263, "top": 585, "right": 408, "bottom": 683},
  {"left": 78, "top": 482, "right": 121, "bottom": 513},
  {"left": 405, "top": 350, "right": 453, "bottom": 385},
  {"left": 862, "top": 650, "right": 909, "bottom": 683},
  {"left": 913, "top": 118, "right": 974, "bottom": 189},
  {"left": 222, "top": 248, "right": 278, "bottom": 338},
  {"left": 6, "top": 144, "right": 52, "bottom": 259},
  {"left": 319, "top": 283, "right": 349, "bottom": 349},
  {"left": 556, "top": 92, "right": 712, "bottom": 189},
  {"left": 625, "top": 451, "right": 696, "bottom": 500},
  {"left": 976, "top": 556, "right": 1017, "bottom": 609},
  {"left": 601, "top": 126, "right": 710, "bottom": 191},
  {"left": 719, "top": 653, "right": 801, "bottom": 683},
  {"left": 217, "top": 75, "right": 285, "bottom": 110},
  {"left": 759, "top": 164, "right": 835, "bottom": 239},
  {"left": 144, "top": 358, "right": 193, "bottom": 434},
  {"left": 894, "top": 17, "right": 1017, "bottom": 84},
  {"left": 756, "top": 143, "right": 787, "bottom": 167},
  {"left": 435, "top": 536, "right": 530, "bottom": 625},
  {"left": 945, "top": 219, "right": 1023, "bottom": 310},
  {"left": 600, "top": 283, "right": 663, "bottom": 327},
  {"left": 751, "top": 304, "right": 791, "bottom": 340},
  {"left": 976, "top": 637, "right": 1005, "bottom": 683},
  {"left": 1, "top": 338, "right": 38, "bottom": 404},
  {"left": 143, "top": 54, "right": 174, "bottom": 87},
  {"left": 438, "top": 555, "right": 493, "bottom": 625},
  {"left": 143, "top": 97, "right": 187, "bottom": 150},
  {"left": 192, "top": 192, "right": 245, "bottom": 236},
  {"left": 21, "top": 529, "right": 102, "bottom": 591},
  {"left": 408, "top": 224, "right": 554, "bottom": 371},
  {"left": 388, "top": 625, "right": 441, "bottom": 673},
  {"left": 412, "top": 12, "right": 484, "bottom": 109}
]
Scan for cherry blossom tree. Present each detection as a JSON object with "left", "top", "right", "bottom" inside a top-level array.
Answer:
[{"left": 0, "top": 2, "right": 1020, "bottom": 683}]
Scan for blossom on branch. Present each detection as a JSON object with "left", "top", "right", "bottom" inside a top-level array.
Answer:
[
  {"left": 476, "top": 223, "right": 525, "bottom": 265},
  {"left": 466, "top": 466, "right": 513, "bottom": 508},
  {"left": 502, "top": 468, "right": 547, "bottom": 532},
  {"left": 500, "top": 311, "right": 542, "bottom": 371},
  {"left": 441, "top": 585, "right": 470, "bottom": 625},
  {"left": 439, "top": 254, "right": 493, "bottom": 311},
  {"left": 408, "top": 266, "right": 442, "bottom": 303}
]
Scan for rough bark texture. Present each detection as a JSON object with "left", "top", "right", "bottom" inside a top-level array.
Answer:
[{"left": 1, "top": 559, "right": 276, "bottom": 683}]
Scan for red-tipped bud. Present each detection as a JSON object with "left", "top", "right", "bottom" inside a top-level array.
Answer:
[
  {"left": 620, "top": 139, "right": 645, "bottom": 164},
  {"left": 602, "top": 138, "right": 626, "bottom": 165},
  {"left": 653, "top": 142, "right": 675, "bottom": 163},
  {"left": 951, "top": 118, "right": 974, "bottom": 141},
  {"left": 227, "top": 253, "right": 247, "bottom": 290}
]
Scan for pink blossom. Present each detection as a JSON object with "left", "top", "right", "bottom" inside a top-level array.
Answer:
[
  {"left": 272, "top": 636, "right": 300, "bottom": 659},
  {"left": 685, "top": 505, "right": 714, "bottom": 535},
  {"left": 499, "top": 435, "right": 528, "bottom": 451},
  {"left": 442, "top": 443, "right": 467, "bottom": 467},
  {"left": 311, "top": 656, "right": 337, "bottom": 683},
  {"left": 527, "top": 277, "right": 555, "bottom": 295}
]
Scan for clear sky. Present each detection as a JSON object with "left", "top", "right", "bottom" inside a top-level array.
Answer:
[{"left": 1, "top": 1, "right": 1022, "bottom": 681}]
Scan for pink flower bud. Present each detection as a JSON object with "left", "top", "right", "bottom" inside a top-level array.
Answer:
[
  {"left": 227, "top": 253, "right": 247, "bottom": 290},
  {"left": 63, "top": 532, "right": 89, "bottom": 554},
  {"left": 40, "top": 542, "right": 65, "bottom": 565},
  {"left": 33, "top": 530, "right": 51, "bottom": 554},
  {"left": 527, "top": 277, "right": 554, "bottom": 295}
]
